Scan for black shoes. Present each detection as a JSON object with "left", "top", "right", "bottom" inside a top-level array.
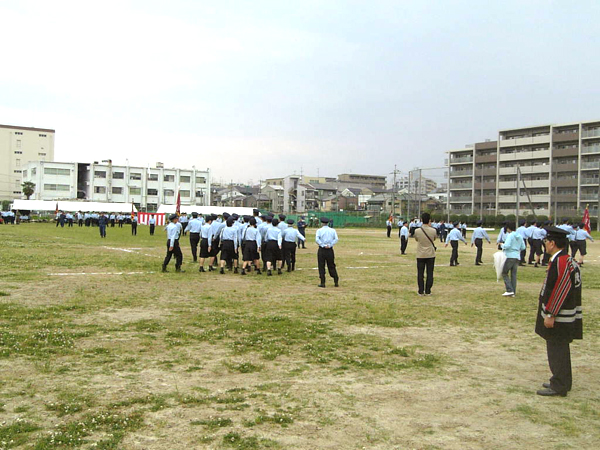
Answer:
[
  {"left": 277, "top": 268, "right": 282, "bottom": 275},
  {"left": 318, "top": 284, "right": 326, "bottom": 288},
  {"left": 234, "top": 267, "right": 238, "bottom": 274},
  {"left": 175, "top": 268, "right": 185, "bottom": 273},
  {"left": 199, "top": 266, "right": 205, "bottom": 272},
  {"left": 220, "top": 268, "right": 225, "bottom": 274},
  {"left": 256, "top": 269, "right": 261, "bottom": 275},
  {"left": 161, "top": 267, "right": 168, "bottom": 273},
  {"left": 536, "top": 388, "right": 566, "bottom": 397},
  {"left": 267, "top": 270, "right": 272, "bottom": 276},
  {"left": 209, "top": 266, "right": 214, "bottom": 272}
]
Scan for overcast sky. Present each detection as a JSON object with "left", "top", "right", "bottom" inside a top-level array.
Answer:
[{"left": 2, "top": 0, "right": 599, "bottom": 185}]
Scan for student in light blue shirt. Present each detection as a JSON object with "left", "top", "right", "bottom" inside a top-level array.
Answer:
[
  {"left": 187, "top": 212, "right": 203, "bottom": 263},
  {"left": 530, "top": 223, "right": 547, "bottom": 267},
  {"left": 162, "top": 214, "right": 183, "bottom": 272},
  {"left": 400, "top": 222, "right": 409, "bottom": 255},
  {"left": 218, "top": 218, "right": 239, "bottom": 274},
  {"left": 501, "top": 221, "right": 526, "bottom": 296},
  {"left": 316, "top": 217, "right": 339, "bottom": 287},
  {"left": 265, "top": 218, "right": 283, "bottom": 276},
  {"left": 445, "top": 223, "right": 467, "bottom": 266},
  {"left": 573, "top": 224, "right": 594, "bottom": 265},
  {"left": 470, "top": 220, "right": 491, "bottom": 265},
  {"left": 281, "top": 219, "right": 305, "bottom": 271},
  {"left": 241, "top": 218, "right": 262, "bottom": 275},
  {"left": 515, "top": 219, "right": 529, "bottom": 265}
]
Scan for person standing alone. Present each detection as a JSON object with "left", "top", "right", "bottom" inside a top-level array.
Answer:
[
  {"left": 400, "top": 221, "right": 409, "bottom": 255},
  {"left": 316, "top": 217, "right": 339, "bottom": 288},
  {"left": 414, "top": 212, "right": 436, "bottom": 296},
  {"left": 500, "top": 221, "right": 525, "bottom": 297}
]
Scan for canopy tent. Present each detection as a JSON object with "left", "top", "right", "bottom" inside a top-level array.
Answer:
[
  {"left": 10, "top": 200, "right": 138, "bottom": 213},
  {"left": 157, "top": 205, "right": 255, "bottom": 216}
]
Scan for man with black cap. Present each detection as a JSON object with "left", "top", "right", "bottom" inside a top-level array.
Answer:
[
  {"left": 535, "top": 226, "right": 582, "bottom": 397},
  {"left": 297, "top": 216, "right": 307, "bottom": 249},
  {"left": 282, "top": 219, "right": 305, "bottom": 271},
  {"left": 316, "top": 217, "right": 339, "bottom": 287},
  {"left": 470, "top": 220, "right": 491, "bottom": 265},
  {"left": 445, "top": 222, "right": 467, "bottom": 266},
  {"left": 162, "top": 214, "right": 184, "bottom": 273},
  {"left": 187, "top": 212, "right": 203, "bottom": 263}
]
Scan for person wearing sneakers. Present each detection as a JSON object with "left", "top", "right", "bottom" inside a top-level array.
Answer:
[
  {"left": 501, "top": 221, "right": 526, "bottom": 297},
  {"left": 414, "top": 212, "right": 437, "bottom": 296},
  {"left": 535, "top": 227, "right": 582, "bottom": 397}
]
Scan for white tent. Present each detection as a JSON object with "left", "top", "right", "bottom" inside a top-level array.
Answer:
[
  {"left": 157, "top": 204, "right": 255, "bottom": 216},
  {"left": 11, "top": 199, "right": 138, "bottom": 213}
]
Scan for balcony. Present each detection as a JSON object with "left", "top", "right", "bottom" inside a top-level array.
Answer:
[
  {"left": 498, "top": 149, "right": 551, "bottom": 161},
  {"left": 554, "top": 163, "right": 578, "bottom": 172},
  {"left": 450, "top": 156, "right": 474, "bottom": 164},
  {"left": 500, "top": 135, "right": 550, "bottom": 147},
  {"left": 581, "top": 144, "right": 600, "bottom": 154},
  {"left": 474, "top": 153, "right": 497, "bottom": 164},
  {"left": 552, "top": 131, "right": 579, "bottom": 143},
  {"left": 498, "top": 165, "right": 549, "bottom": 175},
  {"left": 582, "top": 128, "right": 600, "bottom": 138},
  {"left": 554, "top": 194, "right": 577, "bottom": 202},
  {"left": 498, "top": 194, "right": 550, "bottom": 203},
  {"left": 474, "top": 195, "right": 496, "bottom": 203},
  {"left": 552, "top": 147, "right": 579, "bottom": 158},
  {"left": 474, "top": 167, "right": 497, "bottom": 177},
  {"left": 554, "top": 178, "right": 578, "bottom": 187},
  {"left": 474, "top": 181, "right": 496, "bottom": 190},
  {"left": 449, "top": 170, "right": 473, "bottom": 177},
  {"left": 449, "top": 196, "right": 473, "bottom": 203},
  {"left": 498, "top": 179, "right": 549, "bottom": 189},
  {"left": 580, "top": 194, "right": 599, "bottom": 201},
  {"left": 449, "top": 182, "right": 473, "bottom": 190},
  {"left": 580, "top": 178, "right": 599, "bottom": 185},
  {"left": 581, "top": 161, "right": 600, "bottom": 170}
]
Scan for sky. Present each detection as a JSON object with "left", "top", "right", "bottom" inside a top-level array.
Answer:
[{"left": 1, "top": 0, "right": 599, "bottom": 186}]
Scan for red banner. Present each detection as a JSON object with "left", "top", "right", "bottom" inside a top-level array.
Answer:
[{"left": 137, "top": 212, "right": 166, "bottom": 226}]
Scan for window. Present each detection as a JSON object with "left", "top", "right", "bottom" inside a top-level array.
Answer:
[
  {"left": 94, "top": 171, "right": 106, "bottom": 178},
  {"left": 164, "top": 175, "right": 175, "bottom": 182},
  {"left": 14, "top": 150, "right": 22, "bottom": 154},
  {"left": 15, "top": 159, "right": 20, "bottom": 167},
  {"left": 44, "top": 184, "right": 70, "bottom": 191},
  {"left": 196, "top": 176, "right": 206, "bottom": 184},
  {"left": 16, "top": 140, "right": 22, "bottom": 148},
  {"left": 44, "top": 168, "right": 70, "bottom": 176},
  {"left": 14, "top": 170, "right": 22, "bottom": 173},
  {"left": 32, "top": 168, "right": 36, "bottom": 175},
  {"left": 15, "top": 132, "right": 23, "bottom": 135},
  {"left": 113, "top": 172, "right": 124, "bottom": 179},
  {"left": 195, "top": 190, "right": 205, "bottom": 197},
  {"left": 180, "top": 190, "right": 190, "bottom": 197},
  {"left": 112, "top": 187, "right": 123, "bottom": 194},
  {"left": 38, "top": 152, "right": 46, "bottom": 156},
  {"left": 147, "top": 188, "right": 158, "bottom": 196},
  {"left": 130, "top": 173, "right": 142, "bottom": 180},
  {"left": 39, "top": 134, "right": 47, "bottom": 137},
  {"left": 129, "top": 187, "right": 141, "bottom": 195},
  {"left": 180, "top": 176, "right": 191, "bottom": 183},
  {"left": 163, "top": 189, "right": 174, "bottom": 197},
  {"left": 148, "top": 173, "right": 158, "bottom": 181},
  {"left": 22, "top": 170, "right": 27, "bottom": 178},
  {"left": 94, "top": 186, "right": 106, "bottom": 194},
  {"left": 147, "top": 203, "right": 158, "bottom": 211}
]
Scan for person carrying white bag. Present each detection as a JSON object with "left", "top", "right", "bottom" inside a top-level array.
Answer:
[{"left": 498, "top": 221, "right": 526, "bottom": 297}]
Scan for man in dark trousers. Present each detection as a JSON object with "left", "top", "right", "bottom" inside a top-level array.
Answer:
[
  {"left": 297, "top": 216, "right": 307, "bottom": 249},
  {"left": 316, "top": 217, "right": 339, "bottom": 288},
  {"left": 535, "top": 227, "right": 582, "bottom": 397},
  {"left": 162, "top": 214, "right": 184, "bottom": 273},
  {"left": 414, "top": 212, "right": 437, "bottom": 295},
  {"left": 98, "top": 213, "right": 108, "bottom": 238},
  {"left": 131, "top": 214, "right": 138, "bottom": 236}
]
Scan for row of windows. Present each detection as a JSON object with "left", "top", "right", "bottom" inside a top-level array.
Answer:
[
  {"left": 44, "top": 168, "right": 71, "bottom": 176},
  {"left": 89, "top": 188, "right": 204, "bottom": 197},
  {"left": 44, "top": 184, "right": 70, "bottom": 191},
  {"left": 93, "top": 171, "right": 206, "bottom": 183},
  {"left": 14, "top": 150, "right": 22, "bottom": 154}
]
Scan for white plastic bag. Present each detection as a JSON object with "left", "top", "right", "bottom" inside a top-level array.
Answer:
[{"left": 493, "top": 251, "right": 507, "bottom": 282}]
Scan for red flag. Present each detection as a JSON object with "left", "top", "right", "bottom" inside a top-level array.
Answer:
[
  {"left": 583, "top": 205, "right": 591, "bottom": 233},
  {"left": 175, "top": 189, "right": 181, "bottom": 216},
  {"left": 131, "top": 201, "right": 135, "bottom": 221},
  {"left": 55, "top": 202, "right": 59, "bottom": 214}
]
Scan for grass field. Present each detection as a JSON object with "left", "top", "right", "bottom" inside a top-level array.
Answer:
[{"left": 0, "top": 223, "right": 599, "bottom": 449}]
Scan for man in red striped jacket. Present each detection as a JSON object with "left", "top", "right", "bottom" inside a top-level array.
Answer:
[{"left": 535, "top": 226, "right": 582, "bottom": 397}]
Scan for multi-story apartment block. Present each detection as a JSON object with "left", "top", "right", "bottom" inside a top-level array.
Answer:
[
  {"left": 23, "top": 161, "right": 210, "bottom": 211},
  {"left": 0, "top": 124, "right": 55, "bottom": 201},
  {"left": 448, "top": 120, "right": 600, "bottom": 219},
  {"left": 395, "top": 175, "right": 438, "bottom": 194},
  {"left": 337, "top": 173, "right": 387, "bottom": 189}
]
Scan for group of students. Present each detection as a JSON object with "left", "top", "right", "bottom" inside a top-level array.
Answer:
[
  {"left": 54, "top": 211, "right": 136, "bottom": 229},
  {"left": 0, "top": 210, "right": 17, "bottom": 224}
]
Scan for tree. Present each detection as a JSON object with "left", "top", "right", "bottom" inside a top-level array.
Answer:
[{"left": 22, "top": 181, "right": 35, "bottom": 200}]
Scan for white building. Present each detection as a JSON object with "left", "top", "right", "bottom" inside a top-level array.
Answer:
[
  {"left": 23, "top": 161, "right": 211, "bottom": 211},
  {"left": 0, "top": 124, "right": 55, "bottom": 201}
]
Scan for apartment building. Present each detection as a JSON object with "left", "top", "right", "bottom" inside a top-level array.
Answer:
[
  {"left": 0, "top": 124, "right": 55, "bottom": 201},
  {"left": 448, "top": 120, "right": 600, "bottom": 219},
  {"left": 23, "top": 161, "right": 211, "bottom": 211},
  {"left": 395, "top": 175, "right": 438, "bottom": 194},
  {"left": 337, "top": 173, "right": 387, "bottom": 189}
]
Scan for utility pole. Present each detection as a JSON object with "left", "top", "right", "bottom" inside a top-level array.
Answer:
[
  {"left": 479, "top": 163, "right": 484, "bottom": 221},
  {"left": 417, "top": 168, "right": 423, "bottom": 218},
  {"left": 516, "top": 165, "right": 520, "bottom": 225},
  {"left": 390, "top": 164, "right": 400, "bottom": 216}
]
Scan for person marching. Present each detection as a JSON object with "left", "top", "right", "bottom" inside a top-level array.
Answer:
[
  {"left": 109, "top": 213, "right": 116, "bottom": 227},
  {"left": 282, "top": 219, "right": 305, "bottom": 271},
  {"left": 527, "top": 221, "right": 538, "bottom": 264},
  {"left": 198, "top": 215, "right": 213, "bottom": 272},
  {"left": 572, "top": 224, "right": 594, "bottom": 266},
  {"left": 461, "top": 221, "right": 467, "bottom": 239},
  {"left": 496, "top": 222, "right": 507, "bottom": 250},
  {"left": 77, "top": 211, "right": 83, "bottom": 227},
  {"left": 500, "top": 221, "right": 526, "bottom": 297},
  {"left": 414, "top": 212, "right": 437, "bottom": 296},
  {"left": 386, "top": 216, "right": 392, "bottom": 238},
  {"left": 297, "top": 216, "right": 307, "bottom": 249},
  {"left": 131, "top": 214, "right": 138, "bottom": 236},
  {"left": 400, "top": 221, "right": 409, "bottom": 255},
  {"left": 162, "top": 214, "right": 184, "bottom": 273},
  {"left": 530, "top": 222, "right": 547, "bottom": 268},
  {"left": 118, "top": 214, "right": 124, "bottom": 228},
  {"left": 258, "top": 215, "right": 271, "bottom": 271},
  {"left": 187, "top": 212, "right": 203, "bottom": 263},
  {"left": 208, "top": 214, "right": 226, "bottom": 271},
  {"left": 516, "top": 219, "right": 529, "bottom": 266},
  {"left": 218, "top": 218, "right": 239, "bottom": 274},
  {"left": 316, "top": 217, "right": 339, "bottom": 288},
  {"left": 241, "top": 218, "right": 262, "bottom": 275},
  {"left": 445, "top": 222, "right": 467, "bottom": 266},
  {"left": 265, "top": 218, "right": 283, "bottom": 276},
  {"left": 471, "top": 220, "right": 491, "bottom": 265},
  {"left": 534, "top": 227, "right": 582, "bottom": 397}
]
